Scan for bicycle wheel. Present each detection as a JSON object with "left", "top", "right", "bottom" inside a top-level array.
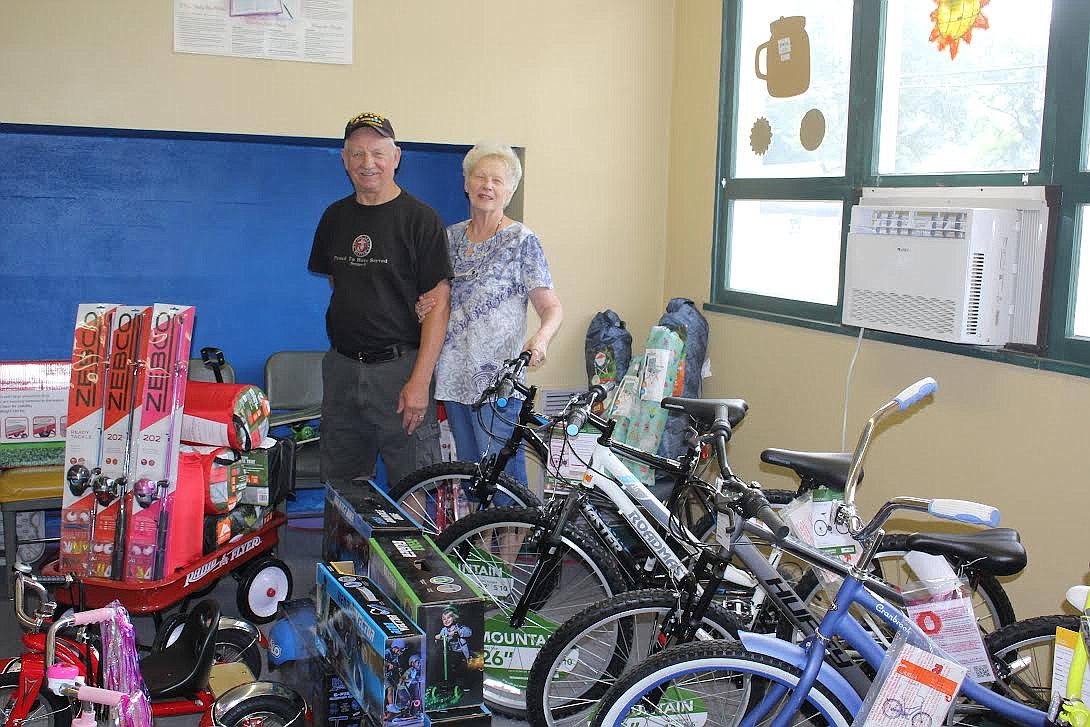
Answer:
[
  {"left": 784, "top": 534, "right": 1015, "bottom": 642},
  {"left": 590, "top": 640, "right": 854, "bottom": 727},
  {"left": 436, "top": 506, "right": 627, "bottom": 717},
  {"left": 526, "top": 588, "right": 739, "bottom": 727},
  {"left": 985, "top": 614, "right": 1080, "bottom": 710},
  {"left": 0, "top": 672, "right": 72, "bottom": 727},
  {"left": 389, "top": 461, "right": 541, "bottom": 535}
]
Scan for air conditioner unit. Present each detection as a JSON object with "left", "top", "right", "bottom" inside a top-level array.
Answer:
[{"left": 842, "top": 193, "right": 1048, "bottom": 347}]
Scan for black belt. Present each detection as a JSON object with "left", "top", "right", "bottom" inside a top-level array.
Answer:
[{"left": 334, "top": 344, "right": 413, "bottom": 364}]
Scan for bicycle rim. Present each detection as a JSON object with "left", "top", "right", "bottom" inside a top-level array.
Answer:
[
  {"left": 441, "top": 517, "right": 621, "bottom": 714},
  {"left": 395, "top": 470, "right": 533, "bottom": 534},
  {"left": 539, "top": 602, "right": 735, "bottom": 727},
  {"left": 593, "top": 644, "right": 852, "bottom": 727}
]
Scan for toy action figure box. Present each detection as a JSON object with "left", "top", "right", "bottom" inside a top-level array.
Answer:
[
  {"left": 366, "top": 533, "right": 487, "bottom": 712},
  {"left": 316, "top": 562, "right": 427, "bottom": 727},
  {"left": 324, "top": 479, "right": 422, "bottom": 573}
]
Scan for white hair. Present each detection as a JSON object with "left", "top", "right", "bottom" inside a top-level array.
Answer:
[{"left": 462, "top": 142, "right": 523, "bottom": 192}]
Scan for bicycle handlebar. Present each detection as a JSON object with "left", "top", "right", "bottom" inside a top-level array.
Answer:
[
  {"left": 714, "top": 479, "right": 790, "bottom": 539},
  {"left": 474, "top": 352, "right": 532, "bottom": 410},
  {"left": 894, "top": 377, "right": 937, "bottom": 411},
  {"left": 564, "top": 382, "right": 615, "bottom": 436},
  {"left": 37, "top": 575, "right": 71, "bottom": 586},
  {"left": 496, "top": 352, "right": 532, "bottom": 408},
  {"left": 843, "top": 377, "right": 938, "bottom": 509}
]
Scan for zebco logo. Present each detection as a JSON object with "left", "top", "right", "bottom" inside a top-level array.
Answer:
[{"left": 352, "top": 235, "right": 373, "bottom": 257}]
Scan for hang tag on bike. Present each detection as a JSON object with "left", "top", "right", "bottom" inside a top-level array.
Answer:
[
  {"left": 903, "top": 579, "right": 996, "bottom": 683},
  {"left": 854, "top": 633, "right": 967, "bottom": 727},
  {"left": 780, "top": 491, "right": 861, "bottom": 594},
  {"left": 1050, "top": 626, "right": 1090, "bottom": 703},
  {"left": 544, "top": 431, "right": 597, "bottom": 493},
  {"left": 811, "top": 490, "right": 856, "bottom": 555}
]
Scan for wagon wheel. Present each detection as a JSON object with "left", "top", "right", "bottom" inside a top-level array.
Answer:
[{"left": 236, "top": 557, "right": 293, "bottom": 624}]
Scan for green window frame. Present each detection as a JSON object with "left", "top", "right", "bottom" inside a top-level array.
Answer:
[{"left": 709, "top": 0, "right": 1090, "bottom": 376}]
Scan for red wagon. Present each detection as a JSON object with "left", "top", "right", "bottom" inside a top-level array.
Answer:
[{"left": 42, "top": 510, "right": 292, "bottom": 625}]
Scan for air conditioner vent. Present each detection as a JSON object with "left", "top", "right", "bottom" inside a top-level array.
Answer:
[
  {"left": 847, "top": 289, "right": 958, "bottom": 336},
  {"left": 541, "top": 388, "right": 585, "bottom": 417},
  {"left": 964, "top": 252, "right": 985, "bottom": 336}
]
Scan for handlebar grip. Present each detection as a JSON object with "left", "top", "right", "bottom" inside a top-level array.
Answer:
[
  {"left": 76, "top": 685, "right": 127, "bottom": 707},
  {"left": 564, "top": 382, "right": 616, "bottom": 435},
  {"left": 495, "top": 380, "right": 515, "bottom": 409},
  {"left": 754, "top": 504, "right": 790, "bottom": 540},
  {"left": 894, "top": 377, "right": 938, "bottom": 411},
  {"left": 928, "top": 498, "right": 999, "bottom": 527},
  {"left": 37, "top": 575, "right": 70, "bottom": 586},
  {"left": 70, "top": 606, "right": 120, "bottom": 626},
  {"left": 565, "top": 409, "right": 589, "bottom": 437}
]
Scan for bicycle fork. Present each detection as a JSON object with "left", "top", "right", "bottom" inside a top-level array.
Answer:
[{"left": 508, "top": 493, "right": 584, "bottom": 629}]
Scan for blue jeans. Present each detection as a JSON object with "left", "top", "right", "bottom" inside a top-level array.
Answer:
[{"left": 443, "top": 400, "right": 527, "bottom": 484}]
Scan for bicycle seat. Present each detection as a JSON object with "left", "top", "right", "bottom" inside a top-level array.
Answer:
[
  {"left": 760, "top": 449, "right": 859, "bottom": 491},
  {"left": 904, "top": 528, "right": 1026, "bottom": 576},
  {"left": 140, "top": 599, "right": 221, "bottom": 699},
  {"left": 661, "top": 397, "right": 748, "bottom": 429}
]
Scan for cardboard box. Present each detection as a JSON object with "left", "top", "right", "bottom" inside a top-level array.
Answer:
[
  {"left": 366, "top": 533, "right": 488, "bottom": 712},
  {"left": 0, "top": 361, "right": 69, "bottom": 469},
  {"left": 323, "top": 479, "right": 421, "bottom": 574},
  {"left": 316, "top": 562, "right": 426, "bottom": 727},
  {"left": 268, "top": 597, "right": 366, "bottom": 725},
  {"left": 427, "top": 704, "right": 491, "bottom": 727}
]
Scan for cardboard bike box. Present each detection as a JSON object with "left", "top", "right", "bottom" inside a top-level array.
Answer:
[
  {"left": 366, "top": 533, "right": 487, "bottom": 713},
  {"left": 316, "top": 562, "right": 426, "bottom": 727},
  {"left": 323, "top": 478, "right": 421, "bottom": 574}
]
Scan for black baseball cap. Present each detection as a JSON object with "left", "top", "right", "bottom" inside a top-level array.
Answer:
[{"left": 344, "top": 112, "right": 395, "bottom": 141}]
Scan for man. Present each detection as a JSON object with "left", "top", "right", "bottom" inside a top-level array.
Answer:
[{"left": 309, "top": 111, "right": 452, "bottom": 486}]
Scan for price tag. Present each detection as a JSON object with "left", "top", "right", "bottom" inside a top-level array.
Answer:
[
  {"left": 905, "top": 585, "right": 996, "bottom": 683},
  {"left": 857, "top": 642, "right": 967, "bottom": 727}
]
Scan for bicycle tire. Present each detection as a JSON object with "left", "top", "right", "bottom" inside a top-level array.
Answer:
[
  {"left": 589, "top": 640, "right": 854, "bottom": 727},
  {"left": 526, "top": 588, "right": 740, "bottom": 727},
  {"left": 782, "top": 534, "right": 1015, "bottom": 642},
  {"left": 389, "top": 460, "right": 541, "bottom": 535},
  {"left": 436, "top": 506, "right": 628, "bottom": 718},
  {"left": 985, "top": 614, "right": 1080, "bottom": 710},
  {"left": 0, "top": 671, "right": 73, "bottom": 727}
]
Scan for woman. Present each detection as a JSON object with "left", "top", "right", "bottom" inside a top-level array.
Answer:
[{"left": 416, "top": 142, "right": 563, "bottom": 483}]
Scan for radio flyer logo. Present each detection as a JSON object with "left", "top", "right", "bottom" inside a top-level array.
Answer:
[{"left": 352, "top": 235, "right": 373, "bottom": 257}]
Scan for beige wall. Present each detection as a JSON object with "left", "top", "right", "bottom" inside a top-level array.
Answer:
[
  {"left": 668, "top": 0, "right": 1089, "bottom": 618},
  {"left": 6, "top": 0, "right": 1078, "bottom": 619},
  {"left": 0, "top": 1, "right": 676, "bottom": 391}
]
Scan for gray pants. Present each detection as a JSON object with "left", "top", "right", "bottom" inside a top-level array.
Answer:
[{"left": 320, "top": 348, "right": 441, "bottom": 488}]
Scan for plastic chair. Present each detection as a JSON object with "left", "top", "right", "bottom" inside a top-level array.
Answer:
[
  {"left": 264, "top": 351, "right": 324, "bottom": 485},
  {"left": 187, "top": 347, "right": 236, "bottom": 384}
]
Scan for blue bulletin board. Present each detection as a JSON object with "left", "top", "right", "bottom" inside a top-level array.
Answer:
[{"left": 0, "top": 124, "right": 471, "bottom": 385}]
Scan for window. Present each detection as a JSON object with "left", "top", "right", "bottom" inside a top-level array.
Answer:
[
  {"left": 878, "top": 1, "right": 1051, "bottom": 175},
  {"left": 712, "top": 1, "right": 1090, "bottom": 374}
]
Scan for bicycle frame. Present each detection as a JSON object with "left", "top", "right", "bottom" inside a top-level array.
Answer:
[{"left": 735, "top": 569, "right": 1048, "bottom": 727}]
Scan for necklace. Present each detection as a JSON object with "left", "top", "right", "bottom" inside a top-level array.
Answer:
[{"left": 466, "top": 217, "right": 504, "bottom": 257}]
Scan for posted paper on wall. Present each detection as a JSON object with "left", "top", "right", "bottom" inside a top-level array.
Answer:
[{"left": 174, "top": 0, "right": 352, "bottom": 65}]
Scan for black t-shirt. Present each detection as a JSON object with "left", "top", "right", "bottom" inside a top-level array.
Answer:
[{"left": 308, "top": 191, "right": 453, "bottom": 351}]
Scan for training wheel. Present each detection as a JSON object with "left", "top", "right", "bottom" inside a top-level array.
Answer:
[{"left": 236, "top": 556, "right": 293, "bottom": 624}]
